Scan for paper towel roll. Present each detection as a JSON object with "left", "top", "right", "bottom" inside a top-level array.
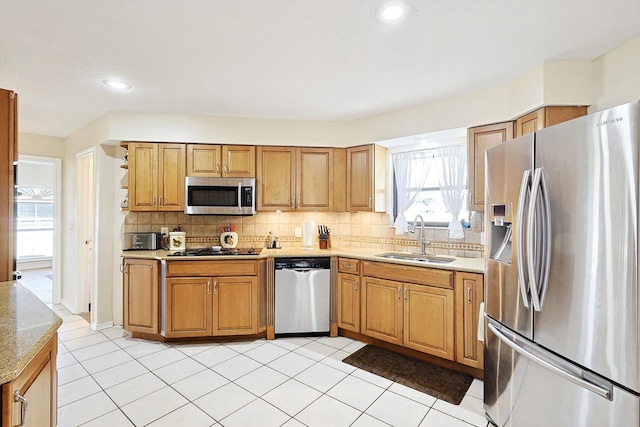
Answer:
[{"left": 302, "top": 221, "right": 315, "bottom": 247}]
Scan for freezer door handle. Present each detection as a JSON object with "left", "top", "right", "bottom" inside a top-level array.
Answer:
[
  {"left": 538, "top": 168, "right": 552, "bottom": 309},
  {"left": 516, "top": 169, "right": 531, "bottom": 308},
  {"left": 488, "top": 320, "right": 613, "bottom": 400}
]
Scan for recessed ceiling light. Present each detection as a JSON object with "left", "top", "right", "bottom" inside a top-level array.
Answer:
[
  {"left": 102, "top": 79, "right": 132, "bottom": 91},
  {"left": 378, "top": 1, "right": 409, "bottom": 23}
]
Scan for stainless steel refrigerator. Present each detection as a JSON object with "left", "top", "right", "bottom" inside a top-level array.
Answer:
[{"left": 484, "top": 100, "right": 640, "bottom": 426}]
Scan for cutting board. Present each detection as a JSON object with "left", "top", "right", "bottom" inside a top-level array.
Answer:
[{"left": 220, "top": 231, "right": 238, "bottom": 248}]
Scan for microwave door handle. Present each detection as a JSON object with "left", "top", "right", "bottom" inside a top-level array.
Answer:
[{"left": 237, "top": 182, "right": 242, "bottom": 211}]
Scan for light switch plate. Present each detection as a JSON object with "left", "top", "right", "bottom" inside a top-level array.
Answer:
[{"left": 294, "top": 227, "right": 302, "bottom": 238}]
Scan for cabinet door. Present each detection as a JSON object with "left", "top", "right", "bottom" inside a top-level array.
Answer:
[
  {"left": 404, "top": 283, "right": 455, "bottom": 360},
  {"left": 223, "top": 145, "right": 255, "bottom": 178},
  {"left": 467, "top": 122, "right": 513, "bottom": 211},
  {"left": 514, "top": 109, "right": 544, "bottom": 137},
  {"left": 213, "top": 276, "right": 258, "bottom": 336},
  {"left": 187, "top": 144, "right": 222, "bottom": 177},
  {"left": 2, "top": 334, "right": 57, "bottom": 427},
  {"left": 347, "top": 145, "right": 373, "bottom": 211},
  {"left": 297, "top": 147, "right": 333, "bottom": 211},
  {"left": 337, "top": 272, "right": 360, "bottom": 332},
  {"left": 157, "top": 143, "right": 185, "bottom": 211},
  {"left": 0, "top": 89, "right": 17, "bottom": 281},
  {"left": 166, "top": 277, "right": 212, "bottom": 337},
  {"left": 455, "top": 272, "right": 484, "bottom": 369},
  {"left": 514, "top": 106, "right": 587, "bottom": 137},
  {"left": 256, "top": 146, "right": 296, "bottom": 211},
  {"left": 129, "top": 142, "right": 158, "bottom": 211},
  {"left": 123, "top": 258, "right": 159, "bottom": 334},
  {"left": 361, "top": 276, "right": 403, "bottom": 345}
]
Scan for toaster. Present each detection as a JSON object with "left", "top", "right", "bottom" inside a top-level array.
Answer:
[{"left": 122, "top": 232, "right": 163, "bottom": 250}]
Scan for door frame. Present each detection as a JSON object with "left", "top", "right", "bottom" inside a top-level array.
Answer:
[
  {"left": 17, "top": 155, "right": 62, "bottom": 304},
  {"left": 75, "top": 148, "right": 96, "bottom": 319}
]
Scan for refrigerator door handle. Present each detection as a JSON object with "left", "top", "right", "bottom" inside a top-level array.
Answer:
[
  {"left": 537, "top": 169, "right": 552, "bottom": 309},
  {"left": 488, "top": 320, "right": 613, "bottom": 400},
  {"left": 516, "top": 169, "right": 531, "bottom": 308},
  {"left": 528, "top": 167, "right": 552, "bottom": 311},
  {"left": 527, "top": 168, "right": 543, "bottom": 311}
]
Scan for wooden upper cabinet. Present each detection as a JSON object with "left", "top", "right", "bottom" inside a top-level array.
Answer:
[
  {"left": 187, "top": 144, "right": 255, "bottom": 177},
  {"left": 257, "top": 146, "right": 341, "bottom": 212},
  {"left": 346, "top": 144, "right": 387, "bottom": 212},
  {"left": 257, "top": 146, "right": 296, "bottom": 211},
  {"left": 129, "top": 142, "right": 185, "bottom": 211},
  {"left": 297, "top": 147, "right": 333, "bottom": 211},
  {"left": 515, "top": 106, "right": 587, "bottom": 137},
  {"left": 0, "top": 88, "right": 17, "bottom": 281},
  {"left": 467, "top": 122, "right": 513, "bottom": 211}
]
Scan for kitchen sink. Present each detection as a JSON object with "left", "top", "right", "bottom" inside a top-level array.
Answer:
[{"left": 375, "top": 252, "right": 456, "bottom": 264}]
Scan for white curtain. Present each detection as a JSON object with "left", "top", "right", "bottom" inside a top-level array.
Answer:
[
  {"left": 437, "top": 145, "right": 467, "bottom": 239},
  {"left": 392, "top": 151, "right": 430, "bottom": 235}
]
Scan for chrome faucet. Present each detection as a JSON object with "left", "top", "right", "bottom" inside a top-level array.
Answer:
[{"left": 409, "top": 214, "right": 430, "bottom": 255}]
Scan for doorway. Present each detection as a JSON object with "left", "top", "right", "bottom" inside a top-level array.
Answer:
[
  {"left": 76, "top": 149, "right": 95, "bottom": 319},
  {"left": 16, "top": 155, "right": 62, "bottom": 305}
]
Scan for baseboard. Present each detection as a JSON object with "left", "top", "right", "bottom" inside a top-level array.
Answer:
[{"left": 91, "top": 321, "right": 114, "bottom": 331}]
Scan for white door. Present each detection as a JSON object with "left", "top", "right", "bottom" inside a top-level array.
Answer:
[{"left": 76, "top": 150, "right": 95, "bottom": 315}]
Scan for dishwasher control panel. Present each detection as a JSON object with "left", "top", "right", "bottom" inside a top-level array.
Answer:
[{"left": 274, "top": 257, "right": 330, "bottom": 270}]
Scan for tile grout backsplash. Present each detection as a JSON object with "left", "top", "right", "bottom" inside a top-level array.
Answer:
[{"left": 124, "top": 211, "right": 484, "bottom": 258}]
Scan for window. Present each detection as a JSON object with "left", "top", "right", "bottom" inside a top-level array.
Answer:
[
  {"left": 16, "top": 187, "right": 54, "bottom": 260},
  {"left": 392, "top": 146, "right": 469, "bottom": 228}
]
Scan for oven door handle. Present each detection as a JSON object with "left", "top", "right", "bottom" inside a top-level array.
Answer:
[{"left": 237, "top": 183, "right": 242, "bottom": 211}]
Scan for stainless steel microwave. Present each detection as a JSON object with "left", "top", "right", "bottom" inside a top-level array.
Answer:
[{"left": 184, "top": 176, "right": 256, "bottom": 215}]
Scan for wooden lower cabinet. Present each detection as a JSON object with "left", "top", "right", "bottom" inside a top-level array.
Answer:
[
  {"left": 337, "top": 272, "right": 360, "bottom": 332},
  {"left": 213, "top": 276, "right": 258, "bottom": 335},
  {"left": 361, "top": 276, "right": 403, "bottom": 346},
  {"left": 455, "top": 272, "right": 485, "bottom": 369},
  {"left": 404, "top": 283, "right": 454, "bottom": 359},
  {"left": 123, "top": 258, "right": 159, "bottom": 334},
  {"left": 165, "top": 277, "right": 212, "bottom": 338},
  {"left": 2, "top": 333, "right": 57, "bottom": 427}
]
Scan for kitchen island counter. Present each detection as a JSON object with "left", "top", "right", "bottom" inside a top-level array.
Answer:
[{"left": 0, "top": 281, "right": 62, "bottom": 384}]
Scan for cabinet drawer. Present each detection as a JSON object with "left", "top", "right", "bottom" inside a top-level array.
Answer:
[
  {"left": 166, "top": 261, "right": 258, "bottom": 277},
  {"left": 338, "top": 258, "right": 360, "bottom": 274},
  {"left": 362, "top": 261, "right": 453, "bottom": 289}
]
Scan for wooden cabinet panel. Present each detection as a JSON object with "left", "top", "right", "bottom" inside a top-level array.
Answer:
[
  {"left": 187, "top": 144, "right": 221, "bottom": 176},
  {"left": 337, "top": 258, "right": 360, "bottom": 274},
  {"left": 297, "top": 148, "right": 333, "bottom": 210},
  {"left": 346, "top": 144, "right": 387, "bottom": 212},
  {"left": 223, "top": 145, "right": 255, "bottom": 177},
  {"left": 455, "top": 272, "right": 484, "bottom": 369},
  {"left": 467, "top": 122, "right": 513, "bottom": 211},
  {"left": 123, "top": 258, "right": 159, "bottom": 334},
  {"left": 515, "top": 106, "right": 587, "bottom": 137},
  {"left": 2, "top": 333, "right": 57, "bottom": 427},
  {"left": 337, "top": 272, "right": 360, "bottom": 332},
  {"left": 166, "top": 277, "right": 212, "bottom": 337},
  {"left": 361, "top": 276, "right": 403, "bottom": 345},
  {"left": 166, "top": 261, "right": 258, "bottom": 277},
  {"left": 404, "top": 283, "right": 454, "bottom": 360},
  {"left": 362, "top": 261, "right": 453, "bottom": 289},
  {"left": 0, "top": 88, "right": 17, "bottom": 281},
  {"left": 158, "top": 143, "right": 185, "bottom": 211},
  {"left": 257, "top": 146, "right": 296, "bottom": 211},
  {"left": 213, "top": 276, "right": 258, "bottom": 336},
  {"left": 129, "top": 142, "right": 158, "bottom": 211}
]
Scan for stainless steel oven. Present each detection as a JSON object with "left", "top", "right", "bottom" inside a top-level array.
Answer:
[{"left": 185, "top": 176, "right": 255, "bottom": 215}]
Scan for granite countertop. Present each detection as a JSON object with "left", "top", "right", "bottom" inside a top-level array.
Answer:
[
  {"left": 0, "top": 281, "right": 62, "bottom": 384},
  {"left": 122, "top": 246, "right": 485, "bottom": 274}
]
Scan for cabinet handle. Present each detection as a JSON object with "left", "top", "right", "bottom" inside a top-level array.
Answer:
[
  {"left": 344, "top": 264, "right": 353, "bottom": 269},
  {"left": 291, "top": 197, "right": 295, "bottom": 208},
  {"left": 207, "top": 281, "right": 211, "bottom": 295},
  {"left": 397, "top": 287, "right": 401, "bottom": 300},
  {"left": 368, "top": 196, "right": 372, "bottom": 208},
  {"left": 159, "top": 196, "right": 163, "bottom": 207},
  {"left": 355, "top": 279, "right": 359, "bottom": 292},
  {"left": 404, "top": 287, "right": 408, "bottom": 301},
  {"left": 213, "top": 281, "right": 217, "bottom": 295},
  {"left": 216, "top": 163, "right": 220, "bottom": 174},
  {"left": 469, "top": 193, "right": 473, "bottom": 206},
  {"left": 14, "top": 391, "right": 27, "bottom": 426},
  {"left": 296, "top": 197, "right": 300, "bottom": 208},
  {"left": 224, "top": 164, "right": 228, "bottom": 175},
  {"left": 467, "top": 286, "right": 472, "bottom": 303}
]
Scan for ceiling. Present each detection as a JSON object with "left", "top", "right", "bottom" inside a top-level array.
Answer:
[{"left": 1, "top": 0, "right": 639, "bottom": 138}]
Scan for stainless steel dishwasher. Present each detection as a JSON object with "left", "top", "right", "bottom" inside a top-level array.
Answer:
[{"left": 274, "top": 257, "right": 331, "bottom": 335}]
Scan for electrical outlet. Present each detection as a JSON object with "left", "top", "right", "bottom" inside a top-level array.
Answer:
[
  {"left": 294, "top": 227, "right": 302, "bottom": 238},
  {"left": 161, "top": 227, "right": 169, "bottom": 236}
]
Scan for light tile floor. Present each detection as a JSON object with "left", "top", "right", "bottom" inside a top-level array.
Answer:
[{"left": 49, "top": 303, "right": 487, "bottom": 427}]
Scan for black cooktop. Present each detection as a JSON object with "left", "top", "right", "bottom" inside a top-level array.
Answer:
[{"left": 167, "top": 247, "right": 256, "bottom": 257}]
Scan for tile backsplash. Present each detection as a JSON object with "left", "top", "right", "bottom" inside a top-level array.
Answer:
[{"left": 124, "top": 211, "right": 484, "bottom": 258}]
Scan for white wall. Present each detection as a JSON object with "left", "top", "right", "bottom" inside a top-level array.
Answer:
[{"left": 591, "top": 36, "right": 640, "bottom": 112}]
